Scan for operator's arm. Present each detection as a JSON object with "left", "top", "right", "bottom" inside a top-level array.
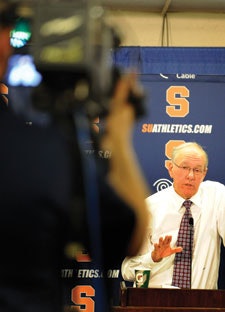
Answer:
[{"left": 101, "top": 73, "right": 150, "bottom": 256}]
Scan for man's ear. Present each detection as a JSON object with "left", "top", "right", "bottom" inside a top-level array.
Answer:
[
  {"left": 201, "top": 167, "right": 208, "bottom": 181},
  {"left": 167, "top": 161, "right": 174, "bottom": 179}
]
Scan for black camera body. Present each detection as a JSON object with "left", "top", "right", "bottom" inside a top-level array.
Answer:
[
  {"left": 31, "top": 0, "right": 116, "bottom": 119},
  {"left": 7, "top": 0, "right": 145, "bottom": 119}
]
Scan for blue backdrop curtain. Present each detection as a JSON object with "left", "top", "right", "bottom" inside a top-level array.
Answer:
[
  {"left": 113, "top": 46, "right": 225, "bottom": 289},
  {"left": 112, "top": 46, "right": 225, "bottom": 75}
]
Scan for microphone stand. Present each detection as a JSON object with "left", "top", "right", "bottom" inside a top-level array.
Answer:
[{"left": 189, "top": 217, "right": 194, "bottom": 289}]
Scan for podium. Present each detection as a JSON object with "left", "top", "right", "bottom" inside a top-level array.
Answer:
[{"left": 111, "top": 284, "right": 225, "bottom": 312}]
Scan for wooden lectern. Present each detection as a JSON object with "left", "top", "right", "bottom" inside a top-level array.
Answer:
[{"left": 111, "top": 283, "right": 225, "bottom": 312}]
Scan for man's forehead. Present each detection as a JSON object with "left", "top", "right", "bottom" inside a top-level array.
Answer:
[{"left": 176, "top": 151, "right": 205, "bottom": 163}]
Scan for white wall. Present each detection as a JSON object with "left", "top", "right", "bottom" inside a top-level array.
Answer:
[{"left": 106, "top": 11, "right": 225, "bottom": 46}]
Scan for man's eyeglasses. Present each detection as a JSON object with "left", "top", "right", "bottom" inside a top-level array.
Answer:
[{"left": 172, "top": 161, "right": 205, "bottom": 176}]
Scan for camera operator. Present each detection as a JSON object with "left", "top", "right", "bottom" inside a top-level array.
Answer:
[{"left": 0, "top": 1, "right": 150, "bottom": 311}]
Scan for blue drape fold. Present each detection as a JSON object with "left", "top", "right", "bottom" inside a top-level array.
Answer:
[{"left": 113, "top": 46, "right": 225, "bottom": 75}]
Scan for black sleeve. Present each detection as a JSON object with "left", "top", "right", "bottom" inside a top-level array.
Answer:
[
  {"left": 98, "top": 179, "right": 136, "bottom": 269},
  {"left": 67, "top": 150, "right": 136, "bottom": 270}
]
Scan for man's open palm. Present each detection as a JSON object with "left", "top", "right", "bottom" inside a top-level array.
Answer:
[{"left": 151, "top": 235, "right": 182, "bottom": 262}]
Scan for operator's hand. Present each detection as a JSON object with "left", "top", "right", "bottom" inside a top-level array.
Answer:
[
  {"left": 151, "top": 235, "right": 182, "bottom": 262},
  {"left": 100, "top": 73, "right": 137, "bottom": 153}
]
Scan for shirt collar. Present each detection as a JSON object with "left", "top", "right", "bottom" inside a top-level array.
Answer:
[
  {"left": 170, "top": 187, "right": 187, "bottom": 211},
  {"left": 171, "top": 184, "right": 202, "bottom": 220},
  {"left": 171, "top": 183, "right": 203, "bottom": 207}
]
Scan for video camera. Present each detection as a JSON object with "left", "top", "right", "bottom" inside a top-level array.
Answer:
[
  {"left": 7, "top": 0, "right": 145, "bottom": 120},
  {"left": 31, "top": 0, "right": 120, "bottom": 119}
]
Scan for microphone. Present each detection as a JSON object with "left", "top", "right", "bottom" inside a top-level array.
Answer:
[
  {"left": 189, "top": 217, "right": 194, "bottom": 227},
  {"left": 189, "top": 217, "right": 194, "bottom": 288}
]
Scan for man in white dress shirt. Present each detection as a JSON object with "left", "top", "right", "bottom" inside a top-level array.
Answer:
[{"left": 122, "top": 141, "right": 225, "bottom": 289}]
